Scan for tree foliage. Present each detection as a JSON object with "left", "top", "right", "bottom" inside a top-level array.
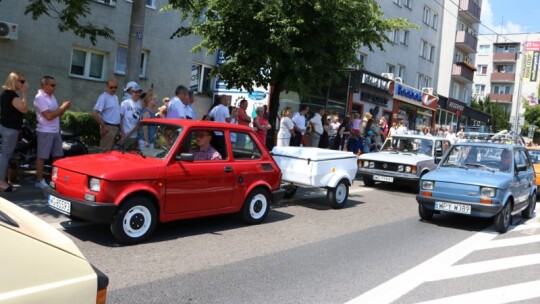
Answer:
[
  {"left": 470, "top": 96, "right": 510, "bottom": 132},
  {"left": 16, "top": 0, "right": 114, "bottom": 45}
]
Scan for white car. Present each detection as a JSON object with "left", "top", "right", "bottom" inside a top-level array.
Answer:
[
  {"left": 358, "top": 134, "right": 452, "bottom": 192},
  {"left": 0, "top": 197, "right": 108, "bottom": 304}
]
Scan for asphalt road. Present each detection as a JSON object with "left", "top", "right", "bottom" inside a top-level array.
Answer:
[{"left": 4, "top": 175, "right": 540, "bottom": 304}]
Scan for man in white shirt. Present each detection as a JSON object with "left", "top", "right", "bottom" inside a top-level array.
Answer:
[
  {"left": 166, "top": 85, "right": 190, "bottom": 119},
  {"left": 291, "top": 104, "right": 309, "bottom": 146},
  {"left": 92, "top": 78, "right": 121, "bottom": 152},
  {"left": 209, "top": 95, "right": 232, "bottom": 123},
  {"left": 309, "top": 107, "right": 326, "bottom": 147},
  {"left": 445, "top": 128, "right": 457, "bottom": 144}
]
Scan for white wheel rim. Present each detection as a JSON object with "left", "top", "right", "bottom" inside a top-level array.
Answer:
[
  {"left": 250, "top": 194, "right": 268, "bottom": 220},
  {"left": 335, "top": 183, "right": 347, "bottom": 203},
  {"left": 123, "top": 205, "right": 152, "bottom": 238}
]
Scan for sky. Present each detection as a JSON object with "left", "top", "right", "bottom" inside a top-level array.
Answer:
[{"left": 480, "top": 0, "right": 540, "bottom": 34}]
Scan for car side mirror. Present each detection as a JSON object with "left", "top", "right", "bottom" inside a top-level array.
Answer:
[
  {"left": 516, "top": 164, "right": 527, "bottom": 172},
  {"left": 176, "top": 153, "right": 195, "bottom": 162}
]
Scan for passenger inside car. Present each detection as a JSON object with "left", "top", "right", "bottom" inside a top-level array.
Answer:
[
  {"left": 500, "top": 149, "right": 512, "bottom": 172},
  {"left": 189, "top": 130, "right": 222, "bottom": 160}
]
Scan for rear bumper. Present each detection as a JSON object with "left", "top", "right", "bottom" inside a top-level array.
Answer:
[
  {"left": 272, "top": 188, "right": 286, "bottom": 204},
  {"left": 44, "top": 187, "right": 117, "bottom": 223}
]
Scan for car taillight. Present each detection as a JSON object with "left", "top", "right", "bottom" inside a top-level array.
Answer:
[{"left": 96, "top": 287, "right": 107, "bottom": 304}]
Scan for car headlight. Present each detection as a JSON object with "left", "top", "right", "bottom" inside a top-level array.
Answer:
[
  {"left": 398, "top": 165, "right": 404, "bottom": 172},
  {"left": 481, "top": 187, "right": 496, "bottom": 197},
  {"left": 369, "top": 161, "right": 375, "bottom": 169},
  {"left": 89, "top": 177, "right": 101, "bottom": 192},
  {"left": 52, "top": 167, "right": 58, "bottom": 179},
  {"left": 363, "top": 160, "right": 370, "bottom": 167},
  {"left": 405, "top": 166, "right": 412, "bottom": 173},
  {"left": 422, "top": 180, "right": 434, "bottom": 190}
]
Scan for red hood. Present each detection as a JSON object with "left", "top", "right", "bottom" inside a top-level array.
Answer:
[{"left": 53, "top": 151, "right": 162, "bottom": 181}]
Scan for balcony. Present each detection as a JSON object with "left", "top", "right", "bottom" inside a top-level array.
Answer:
[
  {"left": 493, "top": 52, "right": 518, "bottom": 62},
  {"left": 452, "top": 63, "right": 475, "bottom": 83},
  {"left": 490, "top": 72, "right": 516, "bottom": 83},
  {"left": 458, "top": 0, "right": 481, "bottom": 23},
  {"left": 489, "top": 93, "right": 513, "bottom": 104},
  {"left": 455, "top": 31, "right": 478, "bottom": 54}
]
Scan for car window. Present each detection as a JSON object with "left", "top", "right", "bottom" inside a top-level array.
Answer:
[
  {"left": 114, "top": 123, "right": 182, "bottom": 159},
  {"left": 527, "top": 150, "right": 540, "bottom": 164},
  {"left": 442, "top": 145, "right": 509, "bottom": 171},
  {"left": 181, "top": 129, "right": 228, "bottom": 160},
  {"left": 230, "top": 132, "right": 262, "bottom": 160}
]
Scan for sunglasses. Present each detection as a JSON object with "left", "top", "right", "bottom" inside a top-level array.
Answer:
[
  {"left": 19, "top": 79, "right": 26, "bottom": 84},
  {"left": 109, "top": 86, "right": 118, "bottom": 89}
]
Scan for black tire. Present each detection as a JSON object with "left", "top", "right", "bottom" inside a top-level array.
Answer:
[
  {"left": 241, "top": 188, "right": 270, "bottom": 224},
  {"left": 494, "top": 201, "right": 512, "bottom": 233},
  {"left": 111, "top": 196, "right": 158, "bottom": 245},
  {"left": 521, "top": 195, "right": 536, "bottom": 219},
  {"left": 363, "top": 175, "right": 375, "bottom": 187},
  {"left": 283, "top": 184, "right": 297, "bottom": 199},
  {"left": 327, "top": 179, "right": 349, "bottom": 209},
  {"left": 418, "top": 204, "right": 434, "bottom": 221}
]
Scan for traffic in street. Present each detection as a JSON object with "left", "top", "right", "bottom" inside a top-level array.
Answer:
[{"left": 5, "top": 176, "right": 539, "bottom": 303}]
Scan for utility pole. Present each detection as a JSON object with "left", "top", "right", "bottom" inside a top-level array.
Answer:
[{"left": 125, "top": 0, "right": 146, "bottom": 85}]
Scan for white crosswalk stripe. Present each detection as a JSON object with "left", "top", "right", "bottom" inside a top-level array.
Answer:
[{"left": 346, "top": 216, "right": 540, "bottom": 304}]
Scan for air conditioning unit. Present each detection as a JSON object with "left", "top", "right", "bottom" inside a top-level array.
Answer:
[
  {"left": 0, "top": 21, "right": 18, "bottom": 40},
  {"left": 422, "top": 87, "right": 434, "bottom": 95},
  {"left": 381, "top": 73, "right": 394, "bottom": 80},
  {"left": 393, "top": 77, "right": 403, "bottom": 83}
]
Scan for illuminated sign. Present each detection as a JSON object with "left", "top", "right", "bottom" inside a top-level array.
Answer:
[{"left": 393, "top": 83, "right": 422, "bottom": 103}]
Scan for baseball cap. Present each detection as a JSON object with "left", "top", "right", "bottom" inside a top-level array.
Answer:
[{"left": 124, "top": 81, "right": 140, "bottom": 92}]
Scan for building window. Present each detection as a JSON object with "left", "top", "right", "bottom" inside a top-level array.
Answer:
[
  {"left": 432, "top": 13, "right": 438, "bottom": 30},
  {"left": 476, "top": 64, "right": 488, "bottom": 75},
  {"left": 398, "top": 65, "right": 405, "bottom": 78},
  {"left": 403, "top": 0, "right": 412, "bottom": 9},
  {"left": 70, "top": 48, "right": 106, "bottom": 80},
  {"left": 349, "top": 51, "right": 366, "bottom": 69},
  {"left": 424, "top": 77, "right": 431, "bottom": 88},
  {"left": 478, "top": 45, "right": 490, "bottom": 55},
  {"left": 387, "top": 64, "right": 395, "bottom": 74},
  {"left": 393, "top": 0, "right": 401, "bottom": 6},
  {"left": 389, "top": 29, "right": 400, "bottom": 44},
  {"left": 493, "top": 85, "right": 511, "bottom": 94},
  {"left": 190, "top": 63, "right": 214, "bottom": 95},
  {"left": 475, "top": 84, "right": 485, "bottom": 94},
  {"left": 126, "top": 0, "right": 155, "bottom": 8},
  {"left": 400, "top": 30, "right": 409, "bottom": 45},
  {"left": 495, "top": 64, "right": 514, "bottom": 73},
  {"left": 417, "top": 74, "right": 425, "bottom": 89},
  {"left": 115, "top": 46, "right": 149, "bottom": 77},
  {"left": 420, "top": 40, "right": 428, "bottom": 58},
  {"left": 429, "top": 45, "right": 436, "bottom": 61},
  {"left": 94, "top": 0, "right": 116, "bottom": 5},
  {"left": 452, "top": 83, "right": 460, "bottom": 99},
  {"left": 423, "top": 6, "right": 432, "bottom": 25}
]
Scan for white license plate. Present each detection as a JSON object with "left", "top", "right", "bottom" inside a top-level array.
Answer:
[
  {"left": 373, "top": 175, "right": 394, "bottom": 182},
  {"left": 435, "top": 201, "right": 471, "bottom": 215},
  {"left": 49, "top": 195, "right": 71, "bottom": 215}
]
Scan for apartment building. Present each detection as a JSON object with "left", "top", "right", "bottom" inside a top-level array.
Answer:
[
  {"left": 474, "top": 33, "right": 540, "bottom": 130},
  {"left": 0, "top": 0, "right": 217, "bottom": 114}
]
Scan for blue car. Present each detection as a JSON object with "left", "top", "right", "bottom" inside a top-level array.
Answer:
[{"left": 416, "top": 142, "right": 537, "bottom": 233}]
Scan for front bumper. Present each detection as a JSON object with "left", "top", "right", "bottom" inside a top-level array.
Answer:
[
  {"left": 44, "top": 187, "right": 118, "bottom": 223},
  {"left": 416, "top": 194, "right": 503, "bottom": 218},
  {"left": 358, "top": 168, "right": 419, "bottom": 182}
]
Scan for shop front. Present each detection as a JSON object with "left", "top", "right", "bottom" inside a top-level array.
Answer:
[
  {"left": 349, "top": 70, "right": 394, "bottom": 121},
  {"left": 391, "top": 83, "right": 438, "bottom": 133},
  {"left": 436, "top": 96, "right": 491, "bottom": 132}
]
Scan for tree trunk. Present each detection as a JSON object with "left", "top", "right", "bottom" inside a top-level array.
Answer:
[
  {"left": 126, "top": 0, "right": 146, "bottom": 84},
  {"left": 266, "top": 80, "right": 283, "bottom": 150}
]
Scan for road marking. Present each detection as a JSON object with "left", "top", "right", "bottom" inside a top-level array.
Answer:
[
  {"left": 415, "top": 280, "right": 540, "bottom": 304},
  {"left": 346, "top": 216, "right": 540, "bottom": 304}
]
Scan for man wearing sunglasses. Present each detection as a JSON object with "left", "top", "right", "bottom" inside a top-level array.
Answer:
[
  {"left": 34, "top": 75, "right": 71, "bottom": 189},
  {"left": 93, "top": 78, "right": 121, "bottom": 152}
]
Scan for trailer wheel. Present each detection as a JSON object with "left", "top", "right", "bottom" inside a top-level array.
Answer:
[
  {"left": 327, "top": 179, "right": 349, "bottom": 209},
  {"left": 283, "top": 184, "right": 297, "bottom": 199}
]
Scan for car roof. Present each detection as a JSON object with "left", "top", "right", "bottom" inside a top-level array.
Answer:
[
  {"left": 141, "top": 118, "right": 254, "bottom": 131},
  {"left": 388, "top": 134, "right": 446, "bottom": 140},
  {"left": 452, "top": 141, "right": 522, "bottom": 149}
]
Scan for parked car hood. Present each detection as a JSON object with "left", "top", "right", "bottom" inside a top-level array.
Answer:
[
  {"left": 54, "top": 151, "right": 161, "bottom": 180},
  {"left": 423, "top": 167, "right": 509, "bottom": 188},
  {"left": 359, "top": 151, "right": 433, "bottom": 165}
]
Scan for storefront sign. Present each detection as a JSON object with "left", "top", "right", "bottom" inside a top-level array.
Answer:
[
  {"left": 421, "top": 92, "right": 439, "bottom": 110},
  {"left": 392, "top": 83, "right": 422, "bottom": 104},
  {"left": 361, "top": 73, "right": 392, "bottom": 92},
  {"left": 360, "top": 92, "right": 388, "bottom": 106},
  {"left": 447, "top": 99, "right": 466, "bottom": 113}
]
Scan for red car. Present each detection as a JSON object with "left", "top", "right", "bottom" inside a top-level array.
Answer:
[{"left": 46, "top": 119, "right": 284, "bottom": 244}]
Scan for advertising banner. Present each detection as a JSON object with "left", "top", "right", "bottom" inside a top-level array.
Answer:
[{"left": 522, "top": 41, "right": 540, "bottom": 105}]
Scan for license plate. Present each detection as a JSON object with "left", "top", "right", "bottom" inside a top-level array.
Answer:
[
  {"left": 373, "top": 175, "right": 394, "bottom": 182},
  {"left": 49, "top": 195, "right": 71, "bottom": 215},
  {"left": 435, "top": 201, "right": 471, "bottom": 215}
]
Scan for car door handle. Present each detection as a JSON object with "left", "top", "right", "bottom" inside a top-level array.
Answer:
[{"left": 224, "top": 166, "right": 233, "bottom": 173}]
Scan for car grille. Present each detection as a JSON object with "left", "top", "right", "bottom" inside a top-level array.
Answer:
[{"left": 373, "top": 162, "right": 400, "bottom": 171}]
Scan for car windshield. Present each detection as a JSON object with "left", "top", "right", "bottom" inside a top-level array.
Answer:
[
  {"left": 441, "top": 145, "right": 511, "bottom": 172},
  {"left": 113, "top": 122, "right": 183, "bottom": 159},
  {"left": 528, "top": 150, "right": 540, "bottom": 164},
  {"left": 381, "top": 137, "right": 433, "bottom": 157}
]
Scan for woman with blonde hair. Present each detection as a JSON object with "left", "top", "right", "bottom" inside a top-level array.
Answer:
[
  {"left": 0, "top": 71, "right": 29, "bottom": 192},
  {"left": 277, "top": 107, "right": 295, "bottom": 146},
  {"left": 138, "top": 91, "right": 158, "bottom": 150}
]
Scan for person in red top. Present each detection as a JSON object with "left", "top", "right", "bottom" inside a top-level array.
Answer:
[
  {"left": 237, "top": 99, "right": 251, "bottom": 126},
  {"left": 253, "top": 106, "right": 271, "bottom": 144}
]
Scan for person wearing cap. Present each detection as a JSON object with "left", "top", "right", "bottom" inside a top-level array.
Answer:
[
  {"left": 92, "top": 78, "right": 121, "bottom": 152},
  {"left": 123, "top": 81, "right": 137, "bottom": 101},
  {"left": 166, "top": 85, "right": 190, "bottom": 119},
  {"left": 120, "top": 81, "right": 143, "bottom": 138}
]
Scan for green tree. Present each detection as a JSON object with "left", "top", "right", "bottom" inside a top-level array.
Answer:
[
  {"left": 470, "top": 96, "right": 510, "bottom": 132},
  {"left": 167, "top": 0, "right": 415, "bottom": 145},
  {"left": 522, "top": 101, "right": 540, "bottom": 140}
]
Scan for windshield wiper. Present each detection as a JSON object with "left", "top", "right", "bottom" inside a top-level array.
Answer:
[{"left": 464, "top": 162, "right": 495, "bottom": 172}]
